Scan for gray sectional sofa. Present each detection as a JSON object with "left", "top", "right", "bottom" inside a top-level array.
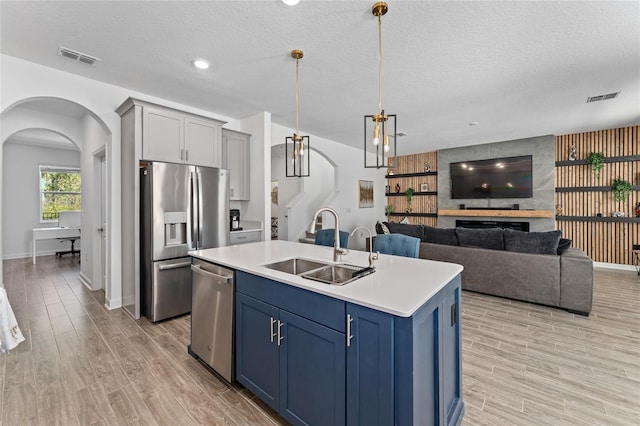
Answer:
[{"left": 376, "top": 222, "right": 594, "bottom": 315}]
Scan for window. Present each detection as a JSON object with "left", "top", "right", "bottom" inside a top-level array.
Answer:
[{"left": 39, "top": 165, "right": 81, "bottom": 222}]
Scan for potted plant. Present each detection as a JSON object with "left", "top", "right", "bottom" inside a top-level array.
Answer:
[
  {"left": 587, "top": 152, "right": 605, "bottom": 179},
  {"left": 405, "top": 187, "right": 414, "bottom": 213},
  {"left": 612, "top": 177, "right": 633, "bottom": 202},
  {"left": 385, "top": 204, "right": 393, "bottom": 217}
]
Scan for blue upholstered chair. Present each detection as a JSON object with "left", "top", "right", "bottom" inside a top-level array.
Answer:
[
  {"left": 315, "top": 229, "right": 349, "bottom": 248},
  {"left": 373, "top": 234, "right": 420, "bottom": 258}
]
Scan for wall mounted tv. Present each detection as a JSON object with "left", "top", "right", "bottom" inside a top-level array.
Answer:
[{"left": 450, "top": 155, "right": 533, "bottom": 199}]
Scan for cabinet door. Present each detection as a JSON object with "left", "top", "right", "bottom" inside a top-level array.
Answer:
[
  {"left": 279, "top": 310, "right": 345, "bottom": 426},
  {"left": 346, "top": 303, "right": 394, "bottom": 426},
  {"left": 224, "top": 130, "right": 250, "bottom": 200},
  {"left": 235, "top": 293, "right": 280, "bottom": 411},
  {"left": 441, "top": 286, "right": 463, "bottom": 425},
  {"left": 185, "top": 117, "right": 222, "bottom": 167},
  {"left": 142, "top": 107, "right": 184, "bottom": 162}
]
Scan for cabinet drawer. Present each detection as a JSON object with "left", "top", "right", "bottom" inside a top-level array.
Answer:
[
  {"left": 230, "top": 230, "right": 261, "bottom": 245},
  {"left": 236, "top": 271, "right": 345, "bottom": 332}
]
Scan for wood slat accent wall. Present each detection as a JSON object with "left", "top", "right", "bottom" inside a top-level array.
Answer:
[
  {"left": 555, "top": 126, "right": 639, "bottom": 265},
  {"left": 387, "top": 152, "right": 438, "bottom": 226}
]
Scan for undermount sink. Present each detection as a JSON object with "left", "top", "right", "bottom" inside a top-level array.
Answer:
[
  {"left": 263, "top": 258, "right": 331, "bottom": 275},
  {"left": 263, "top": 257, "right": 374, "bottom": 286}
]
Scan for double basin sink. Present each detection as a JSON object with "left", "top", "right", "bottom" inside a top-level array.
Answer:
[{"left": 263, "top": 257, "right": 375, "bottom": 286}]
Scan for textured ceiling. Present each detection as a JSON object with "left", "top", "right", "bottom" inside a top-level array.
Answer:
[{"left": 1, "top": 0, "right": 639, "bottom": 155}]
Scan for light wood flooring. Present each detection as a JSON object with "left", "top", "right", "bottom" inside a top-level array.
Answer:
[{"left": 1, "top": 256, "right": 638, "bottom": 425}]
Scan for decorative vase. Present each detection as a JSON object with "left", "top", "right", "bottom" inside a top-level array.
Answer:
[
  {"left": 636, "top": 202, "right": 640, "bottom": 217},
  {"left": 395, "top": 183, "right": 401, "bottom": 193},
  {"left": 424, "top": 162, "right": 431, "bottom": 172},
  {"left": 568, "top": 145, "right": 577, "bottom": 161}
]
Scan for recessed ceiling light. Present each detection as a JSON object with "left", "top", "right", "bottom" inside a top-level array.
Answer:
[
  {"left": 469, "top": 122, "right": 479, "bottom": 126},
  {"left": 282, "top": 0, "right": 300, "bottom": 5},
  {"left": 193, "top": 59, "right": 210, "bottom": 70}
]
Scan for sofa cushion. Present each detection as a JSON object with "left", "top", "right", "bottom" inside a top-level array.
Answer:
[
  {"left": 504, "top": 229, "right": 561, "bottom": 255},
  {"left": 455, "top": 227, "right": 504, "bottom": 250},
  {"left": 423, "top": 226, "right": 459, "bottom": 246},
  {"left": 383, "top": 222, "right": 424, "bottom": 240},
  {"left": 557, "top": 238, "right": 572, "bottom": 255}
]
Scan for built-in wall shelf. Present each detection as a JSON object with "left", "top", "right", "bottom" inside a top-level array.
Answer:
[
  {"left": 555, "top": 155, "right": 640, "bottom": 167},
  {"left": 556, "top": 216, "right": 640, "bottom": 223},
  {"left": 556, "top": 185, "right": 640, "bottom": 193},
  {"left": 387, "top": 212, "right": 438, "bottom": 218},
  {"left": 439, "top": 209, "right": 554, "bottom": 218},
  {"left": 385, "top": 171, "right": 437, "bottom": 178},
  {"left": 385, "top": 191, "right": 437, "bottom": 197}
]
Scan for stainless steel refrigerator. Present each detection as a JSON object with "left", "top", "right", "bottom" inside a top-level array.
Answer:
[{"left": 140, "top": 161, "right": 229, "bottom": 322}]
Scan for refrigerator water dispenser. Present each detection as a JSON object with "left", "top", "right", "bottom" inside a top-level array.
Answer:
[{"left": 164, "top": 211, "right": 187, "bottom": 246}]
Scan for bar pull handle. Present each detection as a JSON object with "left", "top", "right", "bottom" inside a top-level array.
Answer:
[
  {"left": 190, "top": 264, "right": 233, "bottom": 282},
  {"left": 159, "top": 261, "right": 191, "bottom": 271},
  {"left": 451, "top": 303, "right": 457, "bottom": 327},
  {"left": 270, "top": 317, "right": 277, "bottom": 343},
  {"left": 180, "top": 148, "right": 184, "bottom": 161},
  {"left": 277, "top": 320, "right": 284, "bottom": 346},
  {"left": 346, "top": 314, "right": 353, "bottom": 347},
  {"left": 185, "top": 149, "right": 189, "bottom": 162}
]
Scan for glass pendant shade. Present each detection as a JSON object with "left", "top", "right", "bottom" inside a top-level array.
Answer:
[{"left": 286, "top": 134, "right": 310, "bottom": 177}]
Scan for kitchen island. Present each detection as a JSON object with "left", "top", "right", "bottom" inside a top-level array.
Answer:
[{"left": 190, "top": 240, "right": 464, "bottom": 426}]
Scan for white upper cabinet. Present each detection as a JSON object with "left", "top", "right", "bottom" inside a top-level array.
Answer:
[
  {"left": 138, "top": 102, "right": 224, "bottom": 167},
  {"left": 223, "top": 129, "right": 251, "bottom": 200}
]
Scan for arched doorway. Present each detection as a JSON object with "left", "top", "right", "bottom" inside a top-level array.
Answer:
[{"left": 1, "top": 97, "right": 113, "bottom": 306}]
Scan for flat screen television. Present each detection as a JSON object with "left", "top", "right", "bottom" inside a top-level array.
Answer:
[{"left": 450, "top": 155, "right": 533, "bottom": 199}]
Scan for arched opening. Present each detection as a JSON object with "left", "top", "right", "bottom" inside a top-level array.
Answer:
[
  {"left": 270, "top": 143, "right": 338, "bottom": 242},
  {"left": 1, "top": 97, "right": 113, "bottom": 307}
]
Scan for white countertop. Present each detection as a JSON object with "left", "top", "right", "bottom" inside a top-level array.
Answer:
[
  {"left": 230, "top": 220, "right": 263, "bottom": 233},
  {"left": 190, "top": 240, "right": 463, "bottom": 317}
]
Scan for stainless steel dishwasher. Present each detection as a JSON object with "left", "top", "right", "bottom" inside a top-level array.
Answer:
[{"left": 188, "top": 258, "right": 235, "bottom": 382}]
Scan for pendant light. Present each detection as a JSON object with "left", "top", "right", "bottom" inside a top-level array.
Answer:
[
  {"left": 364, "top": 1, "right": 396, "bottom": 169},
  {"left": 286, "top": 49, "right": 310, "bottom": 177}
]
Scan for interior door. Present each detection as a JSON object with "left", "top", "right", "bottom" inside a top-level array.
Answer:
[{"left": 100, "top": 156, "right": 107, "bottom": 290}]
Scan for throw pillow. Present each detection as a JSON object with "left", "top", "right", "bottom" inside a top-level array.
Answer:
[
  {"left": 380, "top": 221, "right": 391, "bottom": 234},
  {"left": 423, "top": 226, "right": 459, "bottom": 246},
  {"left": 399, "top": 217, "right": 410, "bottom": 224},
  {"left": 557, "top": 238, "right": 572, "bottom": 255},
  {"left": 503, "top": 229, "right": 561, "bottom": 255},
  {"left": 455, "top": 227, "right": 504, "bottom": 250}
]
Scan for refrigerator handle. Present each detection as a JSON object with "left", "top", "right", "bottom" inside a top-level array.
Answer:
[
  {"left": 197, "top": 171, "right": 204, "bottom": 248},
  {"left": 190, "top": 171, "right": 198, "bottom": 249}
]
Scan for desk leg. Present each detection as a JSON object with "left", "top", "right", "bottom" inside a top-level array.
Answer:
[{"left": 33, "top": 235, "right": 36, "bottom": 265}]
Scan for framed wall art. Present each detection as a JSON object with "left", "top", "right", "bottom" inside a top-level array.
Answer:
[{"left": 358, "top": 180, "right": 374, "bottom": 208}]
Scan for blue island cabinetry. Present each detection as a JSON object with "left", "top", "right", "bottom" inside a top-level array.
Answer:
[{"left": 235, "top": 271, "right": 463, "bottom": 426}]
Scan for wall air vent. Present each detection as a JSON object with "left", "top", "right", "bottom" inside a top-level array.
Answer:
[
  {"left": 58, "top": 46, "right": 100, "bottom": 66},
  {"left": 586, "top": 91, "right": 620, "bottom": 103}
]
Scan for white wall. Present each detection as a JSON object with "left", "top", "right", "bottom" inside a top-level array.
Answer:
[
  {"left": 271, "top": 123, "right": 387, "bottom": 250},
  {"left": 2, "top": 141, "right": 80, "bottom": 258},
  {"left": 1, "top": 54, "right": 237, "bottom": 306}
]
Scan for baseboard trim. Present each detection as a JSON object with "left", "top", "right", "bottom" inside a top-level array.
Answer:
[
  {"left": 593, "top": 262, "right": 637, "bottom": 272},
  {"left": 78, "top": 272, "right": 93, "bottom": 290},
  {"left": 105, "top": 296, "right": 122, "bottom": 310}
]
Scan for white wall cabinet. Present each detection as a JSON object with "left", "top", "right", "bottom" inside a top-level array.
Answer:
[
  {"left": 141, "top": 104, "right": 224, "bottom": 167},
  {"left": 223, "top": 129, "right": 251, "bottom": 200}
]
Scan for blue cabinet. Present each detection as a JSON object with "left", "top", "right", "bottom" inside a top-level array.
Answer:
[
  {"left": 236, "top": 272, "right": 346, "bottom": 426},
  {"left": 235, "top": 271, "right": 464, "bottom": 426}
]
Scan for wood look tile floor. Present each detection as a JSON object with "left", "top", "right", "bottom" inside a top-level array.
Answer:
[{"left": 1, "top": 256, "right": 639, "bottom": 425}]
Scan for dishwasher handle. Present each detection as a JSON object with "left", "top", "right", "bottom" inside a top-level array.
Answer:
[
  {"left": 191, "top": 264, "right": 233, "bottom": 283},
  {"left": 159, "top": 261, "right": 192, "bottom": 271}
]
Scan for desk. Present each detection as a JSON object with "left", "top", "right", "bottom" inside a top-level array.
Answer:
[{"left": 32, "top": 227, "right": 81, "bottom": 264}]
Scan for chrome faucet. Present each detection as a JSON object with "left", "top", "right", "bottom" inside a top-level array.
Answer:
[
  {"left": 309, "top": 207, "right": 349, "bottom": 262},
  {"left": 350, "top": 226, "right": 379, "bottom": 268}
]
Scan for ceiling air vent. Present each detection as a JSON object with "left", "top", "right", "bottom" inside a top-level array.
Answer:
[
  {"left": 58, "top": 46, "right": 100, "bottom": 66},
  {"left": 586, "top": 91, "right": 620, "bottom": 103}
]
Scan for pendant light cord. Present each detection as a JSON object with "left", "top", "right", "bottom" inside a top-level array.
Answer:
[
  {"left": 378, "top": 13, "right": 383, "bottom": 115},
  {"left": 296, "top": 57, "right": 300, "bottom": 135}
]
